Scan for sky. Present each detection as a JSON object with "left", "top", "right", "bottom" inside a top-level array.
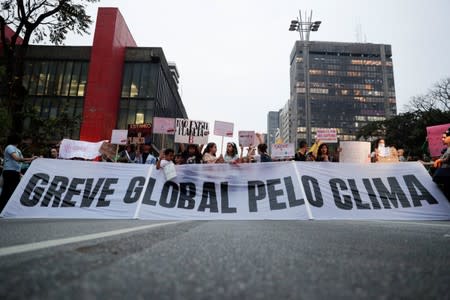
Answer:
[{"left": 64, "top": 0, "right": 450, "bottom": 148}]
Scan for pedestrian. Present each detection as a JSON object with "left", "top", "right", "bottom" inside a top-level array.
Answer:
[{"left": 0, "top": 134, "right": 38, "bottom": 213}]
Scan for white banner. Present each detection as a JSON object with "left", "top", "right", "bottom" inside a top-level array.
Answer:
[
  {"left": 2, "top": 160, "right": 449, "bottom": 220},
  {"left": 1, "top": 159, "right": 149, "bottom": 219},
  {"left": 59, "top": 139, "right": 105, "bottom": 160},
  {"left": 175, "top": 118, "right": 209, "bottom": 144}
]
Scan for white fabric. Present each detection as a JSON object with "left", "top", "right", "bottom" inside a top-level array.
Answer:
[
  {"left": 1, "top": 160, "right": 449, "bottom": 220},
  {"left": 59, "top": 139, "right": 105, "bottom": 160}
]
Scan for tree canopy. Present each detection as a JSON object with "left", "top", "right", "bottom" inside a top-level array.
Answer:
[
  {"left": 357, "top": 77, "right": 450, "bottom": 158},
  {"left": 0, "top": 0, "right": 99, "bottom": 137}
]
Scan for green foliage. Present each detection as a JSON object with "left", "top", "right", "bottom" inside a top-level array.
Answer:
[{"left": 357, "top": 77, "right": 450, "bottom": 158}]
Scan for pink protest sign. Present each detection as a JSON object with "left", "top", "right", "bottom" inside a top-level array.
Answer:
[
  {"left": 426, "top": 123, "right": 450, "bottom": 157},
  {"left": 214, "top": 120, "right": 234, "bottom": 137},
  {"left": 153, "top": 117, "right": 176, "bottom": 135}
]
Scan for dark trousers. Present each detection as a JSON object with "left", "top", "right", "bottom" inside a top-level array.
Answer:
[{"left": 0, "top": 170, "right": 21, "bottom": 213}]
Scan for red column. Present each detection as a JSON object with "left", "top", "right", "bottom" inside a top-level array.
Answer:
[{"left": 79, "top": 8, "right": 137, "bottom": 141}]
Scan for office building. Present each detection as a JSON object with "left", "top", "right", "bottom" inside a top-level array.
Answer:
[
  {"left": 286, "top": 41, "right": 396, "bottom": 145},
  {"left": 1, "top": 8, "right": 187, "bottom": 144}
]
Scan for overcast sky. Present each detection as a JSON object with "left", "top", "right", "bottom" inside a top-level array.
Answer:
[{"left": 65, "top": 0, "right": 450, "bottom": 147}]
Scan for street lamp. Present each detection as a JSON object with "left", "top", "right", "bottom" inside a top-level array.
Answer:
[{"left": 289, "top": 10, "right": 321, "bottom": 147}]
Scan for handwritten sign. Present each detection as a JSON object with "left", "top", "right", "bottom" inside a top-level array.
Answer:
[
  {"left": 111, "top": 130, "right": 128, "bottom": 145},
  {"left": 127, "top": 124, "right": 152, "bottom": 144},
  {"left": 271, "top": 143, "right": 295, "bottom": 158},
  {"left": 238, "top": 131, "right": 256, "bottom": 147},
  {"left": 153, "top": 117, "right": 176, "bottom": 135},
  {"left": 175, "top": 118, "right": 209, "bottom": 144},
  {"left": 214, "top": 120, "right": 234, "bottom": 137},
  {"left": 316, "top": 128, "right": 337, "bottom": 143}
]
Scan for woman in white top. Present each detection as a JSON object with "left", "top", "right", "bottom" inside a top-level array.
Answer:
[
  {"left": 223, "top": 142, "right": 239, "bottom": 164},
  {"left": 202, "top": 143, "right": 224, "bottom": 164}
]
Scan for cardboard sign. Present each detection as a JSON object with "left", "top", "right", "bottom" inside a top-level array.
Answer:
[
  {"left": 128, "top": 123, "right": 152, "bottom": 145},
  {"left": 271, "top": 143, "right": 295, "bottom": 158},
  {"left": 339, "top": 141, "right": 371, "bottom": 163},
  {"left": 153, "top": 117, "right": 176, "bottom": 135},
  {"left": 175, "top": 118, "right": 209, "bottom": 144},
  {"left": 111, "top": 130, "right": 128, "bottom": 145},
  {"left": 214, "top": 120, "right": 234, "bottom": 137},
  {"left": 238, "top": 131, "right": 256, "bottom": 147},
  {"left": 426, "top": 123, "right": 450, "bottom": 157},
  {"left": 316, "top": 128, "right": 338, "bottom": 143}
]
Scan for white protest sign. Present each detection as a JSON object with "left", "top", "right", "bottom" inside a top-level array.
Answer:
[
  {"left": 239, "top": 131, "right": 256, "bottom": 147},
  {"left": 316, "top": 128, "right": 338, "bottom": 143},
  {"left": 59, "top": 139, "right": 105, "bottom": 160},
  {"left": 339, "top": 141, "right": 371, "bottom": 163},
  {"left": 175, "top": 118, "right": 209, "bottom": 144},
  {"left": 214, "top": 120, "right": 234, "bottom": 137},
  {"left": 111, "top": 130, "right": 128, "bottom": 145},
  {"left": 153, "top": 117, "right": 176, "bottom": 135},
  {"left": 271, "top": 143, "right": 295, "bottom": 158}
]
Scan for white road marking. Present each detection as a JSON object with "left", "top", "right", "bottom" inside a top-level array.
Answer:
[
  {"left": 0, "top": 221, "right": 181, "bottom": 257},
  {"left": 371, "top": 220, "right": 450, "bottom": 227}
]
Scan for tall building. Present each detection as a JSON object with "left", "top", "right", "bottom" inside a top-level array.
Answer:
[
  {"left": 267, "top": 110, "right": 280, "bottom": 154},
  {"left": 1, "top": 8, "right": 187, "bottom": 145},
  {"left": 287, "top": 41, "right": 396, "bottom": 146}
]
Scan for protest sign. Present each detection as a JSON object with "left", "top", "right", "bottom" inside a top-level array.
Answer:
[
  {"left": 128, "top": 123, "right": 152, "bottom": 144},
  {"left": 316, "top": 128, "right": 338, "bottom": 143},
  {"left": 339, "top": 141, "right": 371, "bottom": 163},
  {"left": 426, "top": 123, "right": 450, "bottom": 157},
  {"left": 271, "top": 143, "right": 295, "bottom": 158},
  {"left": 239, "top": 131, "right": 256, "bottom": 147},
  {"left": 214, "top": 121, "right": 234, "bottom": 137},
  {"left": 175, "top": 118, "right": 209, "bottom": 144},
  {"left": 111, "top": 130, "right": 128, "bottom": 145},
  {"left": 153, "top": 117, "right": 176, "bottom": 135}
]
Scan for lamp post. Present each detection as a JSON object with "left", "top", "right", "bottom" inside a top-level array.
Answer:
[{"left": 289, "top": 10, "right": 321, "bottom": 146}]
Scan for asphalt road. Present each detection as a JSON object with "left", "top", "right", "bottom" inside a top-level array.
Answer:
[{"left": 0, "top": 219, "right": 449, "bottom": 300}]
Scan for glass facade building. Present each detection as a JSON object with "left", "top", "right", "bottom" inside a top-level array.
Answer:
[
  {"left": 1, "top": 8, "right": 187, "bottom": 145},
  {"left": 287, "top": 41, "right": 396, "bottom": 145}
]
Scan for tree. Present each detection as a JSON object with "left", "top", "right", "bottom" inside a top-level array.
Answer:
[
  {"left": 407, "top": 77, "right": 450, "bottom": 113},
  {"left": 0, "top": 0, "right": 99, "bottom": 135},
  {"left": 357, "top": 77, "right": 450, "bottom": 157}
]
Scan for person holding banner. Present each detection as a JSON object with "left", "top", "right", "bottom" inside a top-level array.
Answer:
[
  {"left": 294, "top": 141, "right": 309, "bottom": 161},
  {"left": 203, "top": 143, "right": 224, "bottom": 164},
  {"left": 224, "top": 142, "right": 240, "bottom": 164},
  {"left": 136, "top": 144, "right": 157, "bottom": 165},
  {"left": 181, "top": 144, "right": 203, "bottom": 164},
  {"left": 257, "top": 144, "right": 272, "bottom": 162},
  {"left": 433, "top": 127, "right": 450, "bottom": 199},
  {"left": 0, "top": 134, "right": 38, "bottom": 213}
]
